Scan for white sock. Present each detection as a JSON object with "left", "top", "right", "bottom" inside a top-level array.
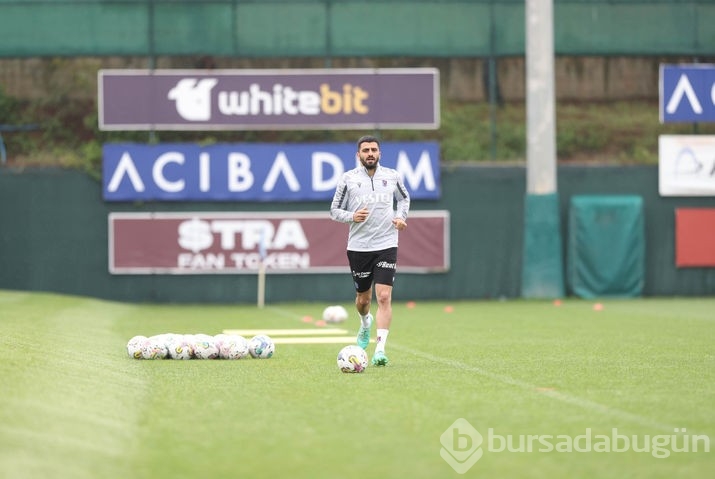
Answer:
[
  {"left": 375, "top": 329, "right": 389, "bottom": 353},
  {"left": 360, "top": 313, "right": 372, "bottom": 328}
]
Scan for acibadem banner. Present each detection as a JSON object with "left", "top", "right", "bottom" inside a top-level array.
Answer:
[
  {"left": 102, "top": 141, "right": 440, "bottom": 202},
  {"left": 659, "top": 64, "right": 715, "bottom": 123}
]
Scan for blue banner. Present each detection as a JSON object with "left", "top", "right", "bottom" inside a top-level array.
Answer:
[
  {"left": 660, "top": 65, "right": 715, "bottom": 123},
  {"left": 103, "top": 142, "right": 440, "bottom": 201}
]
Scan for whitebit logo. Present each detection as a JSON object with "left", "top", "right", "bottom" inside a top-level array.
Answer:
[{"left": 168, "top": 78, "right": 218, "bottom": 121}]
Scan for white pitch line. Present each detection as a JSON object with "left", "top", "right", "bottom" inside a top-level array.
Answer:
[
  {"left": 392, "top": 344, "right": 696, "bottom": 435},
  {"left": 272, "top": 336, "right": 359, "bottom": 344},
  {"left": 259, "top": 306, "right": 713, "bottom": 440},
  {"left": 223, "top": 328, "right": 348, "bottom": 336}
]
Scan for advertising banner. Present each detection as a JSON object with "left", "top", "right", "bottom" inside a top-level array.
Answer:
[
  {"left": 103, "top": 141, "right": 440, "bottom": 201},
  {"left": 675, "top": 208, "right": 715, "bottom": 267},
  {"left": 109, "top": 211, "right": 450, "bottom": 274},
  {"left": 658, "top": 135, "right": 715, "bottom": 196},
  {"left": 659, "top": 64, "right": 715, "bottom": 123},
  {"left": 99, "top": 68, "right": 439, "bottom": 130}
]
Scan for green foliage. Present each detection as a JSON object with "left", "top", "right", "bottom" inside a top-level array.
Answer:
[
  {"left": 0, "top": 86, "right": 20, "bottom": 124},
  {"left": 3, "top": 87, "right": 715, "bottom": 174},
  {"left": 79, "top": 140, "right": 103, "bottom": 180}
]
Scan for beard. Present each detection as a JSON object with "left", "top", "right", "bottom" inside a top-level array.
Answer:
[{"left": 360, "top": 157, "right": 379, "bottom": 170}]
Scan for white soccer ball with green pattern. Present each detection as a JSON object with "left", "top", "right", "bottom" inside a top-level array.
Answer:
[
  {"left": 248, "top": 335, "right": 275, "bottom": 359},
  {"left": 192, "top": 334, "right": 220, "bottom": 359}
]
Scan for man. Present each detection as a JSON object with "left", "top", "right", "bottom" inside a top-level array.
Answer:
[{"left": 329, "top": 135, "right": 410, "bottom": 366}]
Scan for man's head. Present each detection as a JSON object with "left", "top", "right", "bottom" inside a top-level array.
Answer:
[{"left": 357, "top": 135, "right": 381, "bottom": 170}]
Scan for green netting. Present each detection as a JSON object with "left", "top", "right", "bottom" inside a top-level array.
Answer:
[
  {"left": 0, "top": 4, "right": 148, "bottom": 56},
  {"left": 567, "top": 195, "right": 645, "bottom": 299},
  {"left": 154, "top": 4, "right": 236, "bottom": 55},
  {"left": 521, "top": 193, "right": 565, "bottom": 299},
  {"left": 235, "top": 3, "right": 328, "bottom": 56},
  {"left": 0, "top": 0, "right": 712, "bottom": 58},
  {"left": 331, "top": 3, "right": 493, "bottom": 56},
  {"left": 556, "top": 3, "right": 709, "bottom": 55}
]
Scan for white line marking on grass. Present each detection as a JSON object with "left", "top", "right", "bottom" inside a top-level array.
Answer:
[
  {"left": 271, "top": 336, "right": 358, "bottom": 344},
  {"left": 223, "top": 328, "right": 348, "bottom": 336},
  {"left": 261, "top": 305, "right": 715, "bottom": 440},
  {"left": 392, "top": 345, "right": 691, "bottom": 434}
]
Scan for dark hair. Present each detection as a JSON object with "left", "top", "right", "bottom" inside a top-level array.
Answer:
[{"left": 356, "top": 135, "right": 380, "bottom": 150}]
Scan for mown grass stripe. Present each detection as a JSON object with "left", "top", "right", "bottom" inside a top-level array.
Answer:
[{"left": 0, "top": 295, "right": 146, "bottom": 479}]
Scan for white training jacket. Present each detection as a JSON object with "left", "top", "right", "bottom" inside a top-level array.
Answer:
[{"left": 330, "top": 164, "right": 410, "bottom": 252}]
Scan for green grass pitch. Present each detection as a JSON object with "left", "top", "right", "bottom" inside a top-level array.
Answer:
[{"left": 1, "top": 289, "right": 713, "bottom": 478}]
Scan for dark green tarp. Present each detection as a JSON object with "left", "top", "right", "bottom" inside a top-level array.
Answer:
[{"left": 567, "top": 195, "right": 645, "bottom": 298}]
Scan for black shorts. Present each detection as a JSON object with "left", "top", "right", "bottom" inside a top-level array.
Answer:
[{"left": 346, "top": 247, "right": 398, "bottom": 293}]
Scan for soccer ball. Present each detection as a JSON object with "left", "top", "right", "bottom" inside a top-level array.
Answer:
[
  {"left": 167, "top": 335, "right": 194, "bottom": 360},
  {"left": 213, "top": 333, "right": 229, "bottom": 352},
  {"left": 337, "top": 345, "right": 368, "bottom": 373},
  {"left": 323, "top": 305, "right": 349, "bottom": 324},
  {"left": 248, "top": 335, "right": 275, "bottom": 359},
  {"left": 127, "top": 335, "right": 147, "bottom": 359},
  {"left": 322, "top": 305, "right": 337, "bottom": 322},
  {"left": 192, "top": 333, "right": 220, "bottom": 359},
  {"left": 218, "top": 334, "right": 249, "bottom": 360},
  {"left": 141, "top": 335, "right": 169, "bottom": 359}
]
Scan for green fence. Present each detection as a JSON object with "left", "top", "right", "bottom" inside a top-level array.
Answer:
[
  {"left": 0, "top": 0, "right": 712, "bottom": 58},
  {"left": 1, "top": 166, "right": 713, "bottom": 303}
]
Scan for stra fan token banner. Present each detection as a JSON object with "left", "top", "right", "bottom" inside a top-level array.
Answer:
[
  {"left": 108, "top": 211, "right": 450, "bottom": 274},
  {"left": 98, "top": 68, "right": 439, "bottom": 130},
  {"left": 102, "top": 141, "right": 441, "bottom": 202}
]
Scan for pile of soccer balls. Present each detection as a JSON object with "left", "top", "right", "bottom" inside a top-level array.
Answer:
[
  {"left": 322, "top": 305, "right": 349, "bottom": 323},
  {"left": 126, "top": 333, "right": 274, "bottom": 360}
]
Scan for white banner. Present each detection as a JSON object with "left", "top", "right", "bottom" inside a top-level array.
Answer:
[{"left": 659, "top": 135, "right": 715, "bottom": 196}]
